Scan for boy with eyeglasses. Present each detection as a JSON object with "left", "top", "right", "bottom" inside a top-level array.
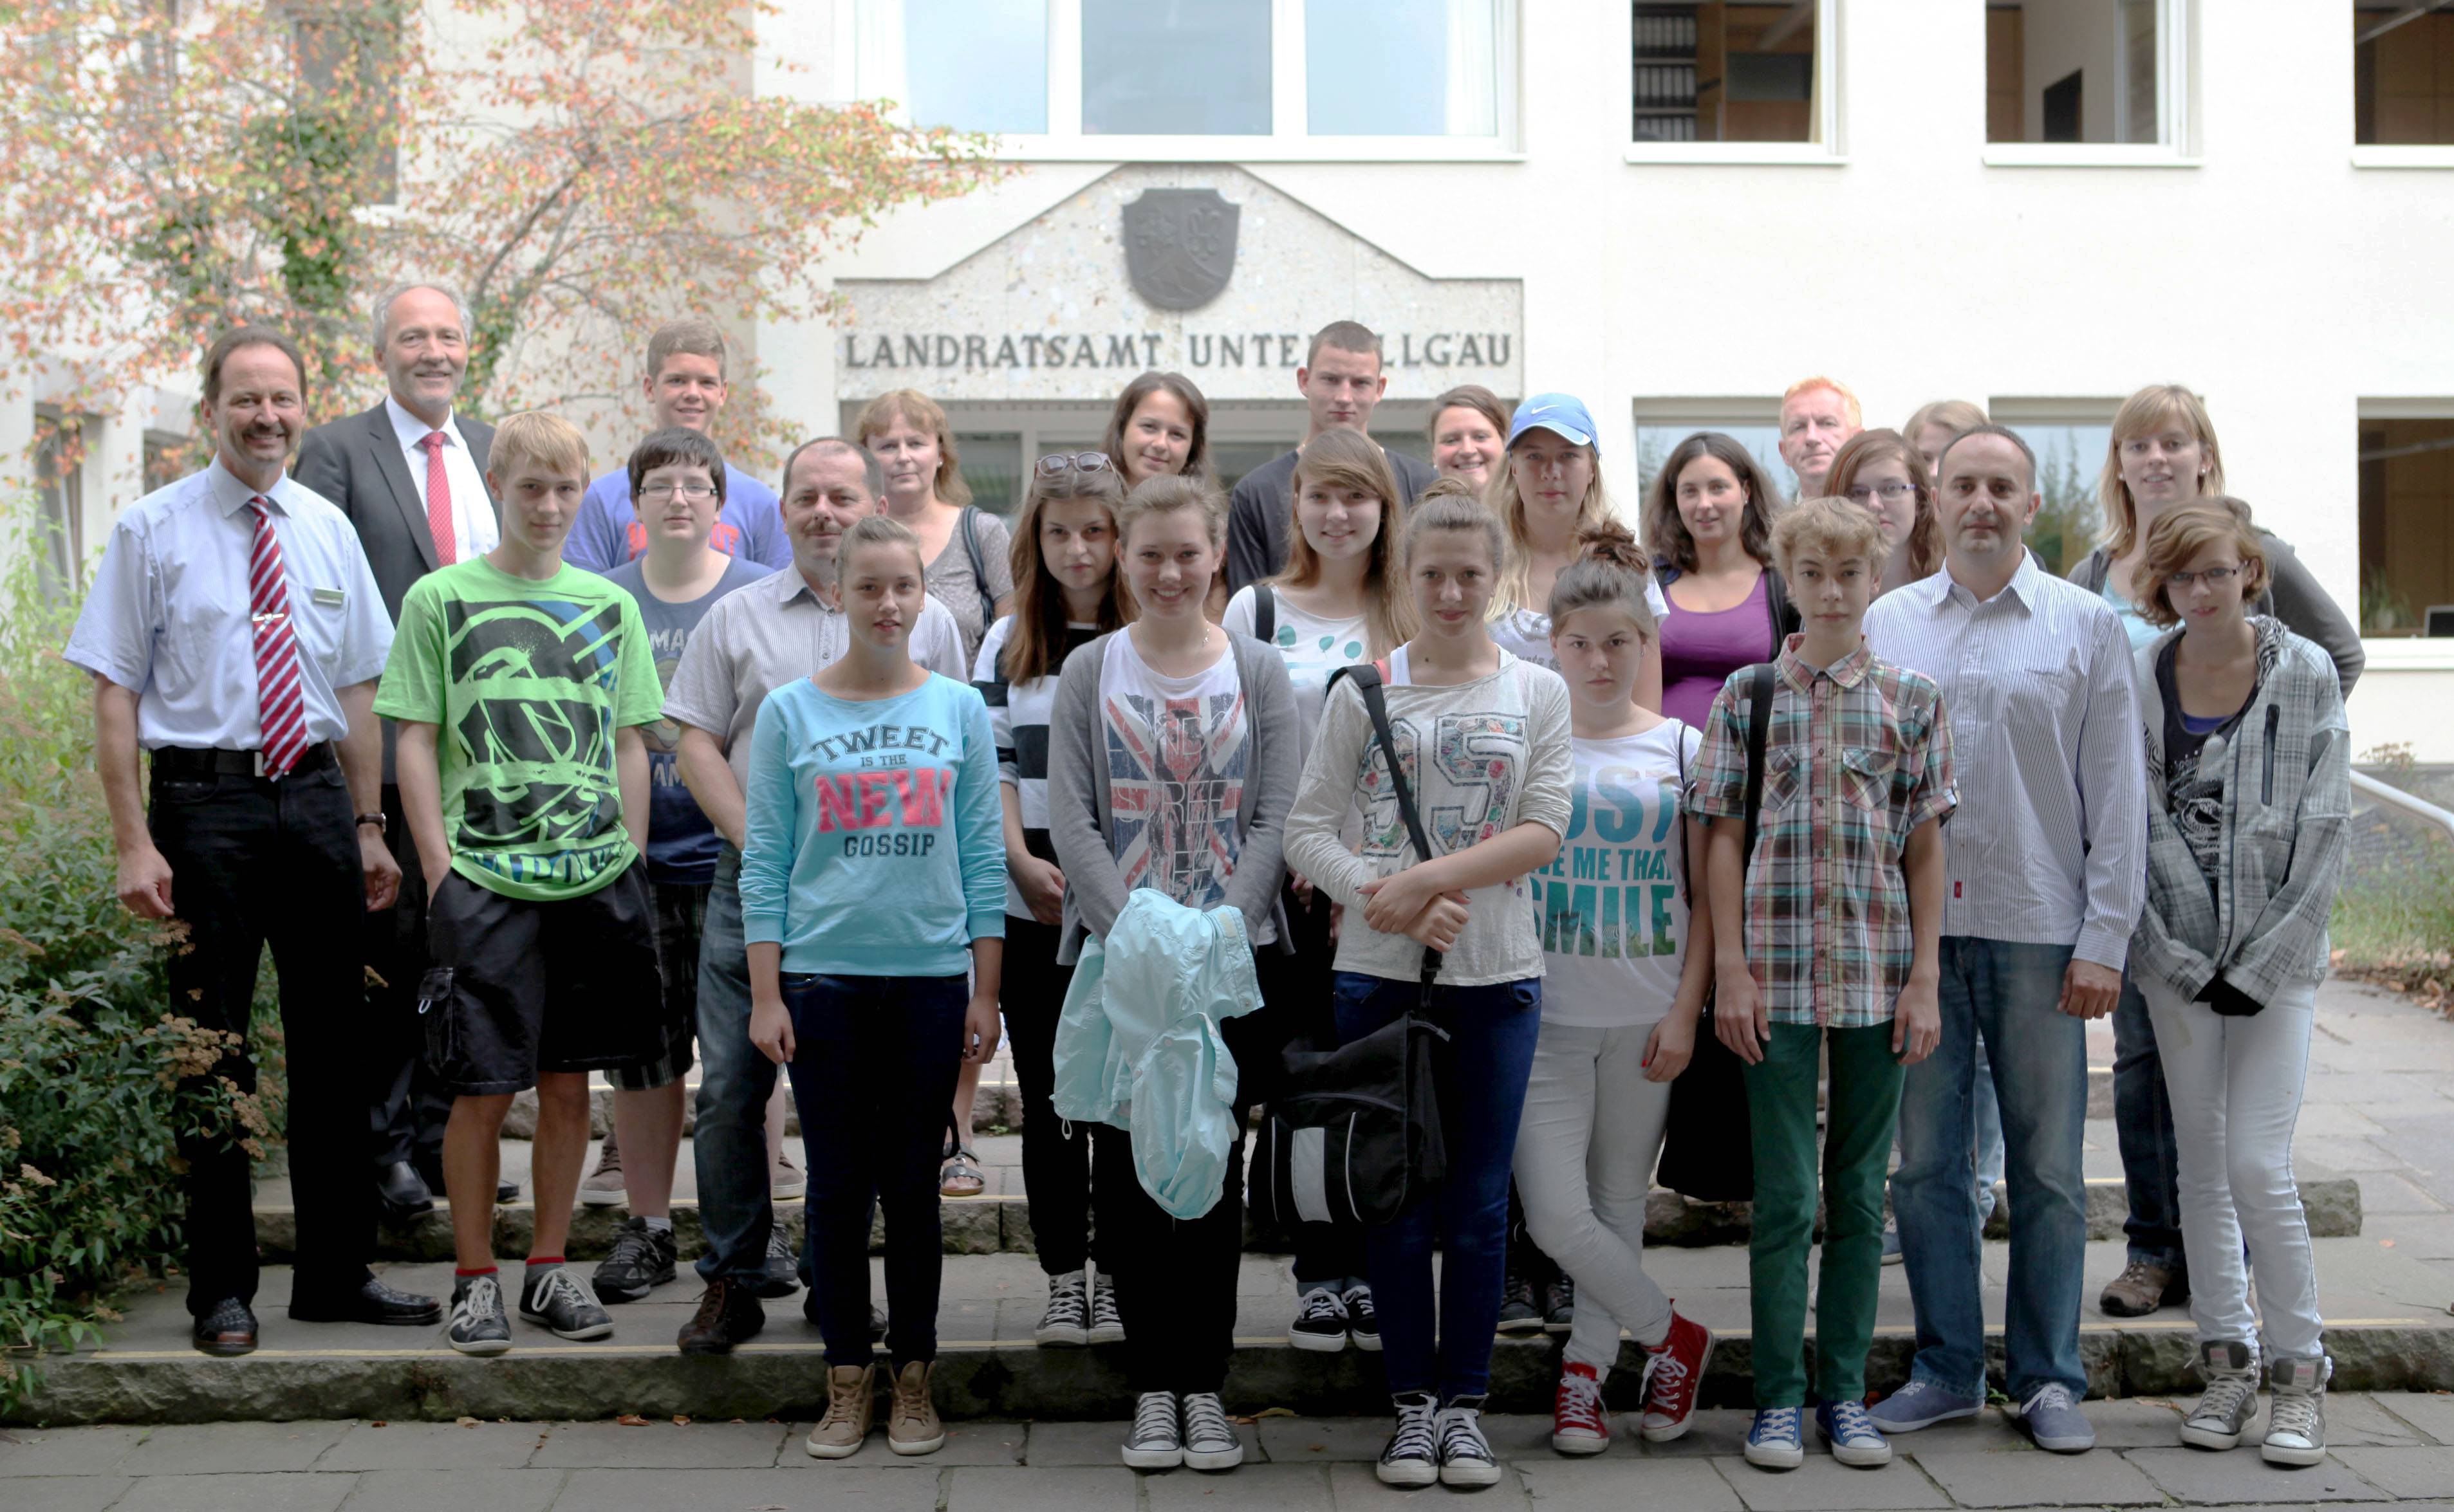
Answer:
[{"left": 580, "top": 428, "right": 776, "bottom": 1301}]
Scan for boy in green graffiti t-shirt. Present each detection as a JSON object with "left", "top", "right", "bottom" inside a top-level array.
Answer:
[{"left": 374, "top": 412, "right": 664, "bottom": 1359}]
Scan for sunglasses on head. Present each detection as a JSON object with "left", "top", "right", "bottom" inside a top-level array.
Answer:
[{"left": 1036, "top": 452, "right": 1113, "bottom": 477}]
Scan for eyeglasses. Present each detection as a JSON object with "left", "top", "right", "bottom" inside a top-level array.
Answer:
[
  {"left": 1845, "top": 480, "right": 1919, "bottom": 504},
  {"left": 2167, "top": 564, "right": 2244, "bottom": 589},
  {"left": 1036, "top": 452, "right": 1113, "bottom": 477},
  {"left": 638, "top": 481, "right": 718, "bottom": 501}
]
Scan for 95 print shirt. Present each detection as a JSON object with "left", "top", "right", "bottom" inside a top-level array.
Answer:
[{"left": 737, "top": 672, "right": 1005, "bottom": 977}]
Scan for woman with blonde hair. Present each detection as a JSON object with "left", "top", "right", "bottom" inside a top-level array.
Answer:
[
  {"left": 1427, "top": 384, "right": 1510, "bottom": 495},
  {"left": 857, "top": 389, "right": 1016, "bottom": 672},
  {"left": 1486, "top": 394, "right": 1667, "bottom": 710},
  {"left": 1825, "top": 429, "right": 1944, "bottom": 595},
  {"left": 2066, "top": 385, "right": 2362, "bottom": 1324},
  {"left": 1902, "top": 400, "right": 1989, "bottom": 483}
]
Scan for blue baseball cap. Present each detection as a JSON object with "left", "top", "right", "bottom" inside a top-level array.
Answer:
[{"left": 1508, "top": 392, "right": 1597, "bottom": 449}]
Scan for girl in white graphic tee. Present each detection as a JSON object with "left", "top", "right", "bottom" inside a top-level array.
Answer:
[{"left": 1514, "top": 521, "right": 1719, "bottom": 1457}]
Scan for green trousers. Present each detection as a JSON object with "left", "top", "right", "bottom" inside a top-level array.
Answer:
[{"left": 1744, "top": 1020, "right": 1905, "bottom": 1408}]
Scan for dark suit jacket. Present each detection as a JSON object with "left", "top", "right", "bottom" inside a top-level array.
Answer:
[{"left": 297, "top": 401, "right": 498, "bottom": 780}]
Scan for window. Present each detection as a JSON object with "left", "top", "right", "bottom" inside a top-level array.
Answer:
[
  {"left": 33, "top": 410, "right": 85, "bottom": 600},
  {"left": 1635, "top": 418, "right": 1797, "bottom": 504},
  {"left": 2358, "top": 413, "right": 2454, "bottom": 637},
  {"left": 2013, "top": 421, "right": 2111, "bottom": 576},
  {"left": 957, "top": 431, "right": 1026, "bottom": 517},
  {"left": 1985, "top": 0, "right": 2188, "bottom": 156},
  {"left": 844, "top": 0, "right": 1516, "bottom": 157},
  {"left": 855, "top": 1, "right": 1050, "bottom": 136},
  {"left": 2355, "top": 3, "right": 2454, "bottom": 147},
  {"left": 1630, "top": 1, "right": 1832, "bottom": 153},
  {"left": 290, "top": 5, "right": 400, "bottom": 202}
]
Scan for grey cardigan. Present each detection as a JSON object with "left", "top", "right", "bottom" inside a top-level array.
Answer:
[
  {"left": 2071, "top": 530, "right": 2364, "bottom": 697},
  {"left": 2130, "top": 616, "right": 2351, "bottom": 1007},
  {"left": 1044, "top": 629, "right": 1301, "bottom": 966}
]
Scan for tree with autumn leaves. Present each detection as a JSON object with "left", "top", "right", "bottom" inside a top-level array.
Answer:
[{"left": 0, "top": 0, "right": 1001, "bottom": 466}]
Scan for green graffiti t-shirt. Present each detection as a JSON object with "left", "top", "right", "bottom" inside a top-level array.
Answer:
[{"left": 375, "top": 557, "right": 662, "bottom": 902}]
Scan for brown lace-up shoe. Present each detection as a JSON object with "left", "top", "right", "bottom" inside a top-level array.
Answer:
[
  {"left": 675, "top": 1277, "right": 765, "bottom": 1354},
  {"left": 806, "top": 1363, "right": 877, "bottom": 1458},
  {"left": 2098, "top": 1259, "right": 2186, "bottom": 1318}
]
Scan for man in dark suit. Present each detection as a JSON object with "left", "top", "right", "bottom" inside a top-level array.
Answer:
[{"left": 297, "top": 279, "right": 516, "bottom": 1219}]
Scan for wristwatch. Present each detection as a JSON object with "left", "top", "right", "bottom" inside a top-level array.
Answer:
[{"left": 355, "top": 812, "right": 388, "bottom": 834}]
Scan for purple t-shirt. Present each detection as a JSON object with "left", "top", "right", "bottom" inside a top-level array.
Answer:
[{"left": 1660, "top": 572, "right": 1776, "bottom": 730}]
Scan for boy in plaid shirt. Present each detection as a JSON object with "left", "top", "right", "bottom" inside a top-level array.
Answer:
[{"left": 1687, "top": 497, "right": 1955, "bottom": 1471}]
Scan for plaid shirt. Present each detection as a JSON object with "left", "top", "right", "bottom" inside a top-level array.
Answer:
[{"left": 1686, "top": 636, "right": 1957, "bottom": 1028}]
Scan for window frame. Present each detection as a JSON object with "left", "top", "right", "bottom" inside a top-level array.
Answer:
[
  {"left": 2357, "top": 396, "right": 2454, "bottom": 665},
  {"left": 1622, "top": 0, "right": 1846, "bottom": 167},
  {"left": 1983, "top": 0, "right": 2199, "bottom": 167},
  {"left": 834, "top": 0, "right": 1523, "bottom": 161}
]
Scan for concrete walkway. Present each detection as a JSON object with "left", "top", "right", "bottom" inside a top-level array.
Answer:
[{"left": 11, "top": 1398, "right": 2454, "bottom": 1511}]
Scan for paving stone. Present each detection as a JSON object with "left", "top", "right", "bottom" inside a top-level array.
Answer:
[
  {"left": 337, "top": 1468, "right": 565, "bottom": 1512},
  {"left": 0, "top": 1425, "right": 145, "bottom": 1476},
  {"left": 1019, "top": 1419, "right": 1135, "bottom": 1466},
  {"left": 3, "top": 1477, "right": 134, "bottom": 1512},
  {"left": 109, "top": 1470, "right": 358, "bottom": 1511},
  {"left": 1256, "top": 1415, "right": 1391, "bottom": 1463},
  {"left": 1910, "top": 1448, "right": 2166, "bottom": 1506},
  {"left": 2123, "top": 1444, "right": 2391, "bottom": 1501},
  {"left": 2377, "top": 1390, "right": 2454, "bottom": 1443},
  {"left": 1321, "top": 1459, "right": 1532, "bottom": 1507},
  {"left": 1709, "top": 1453, "right": 1951, "bottom": 1510},
  {"left": 116, "top": 1419, "right": 351, "bottom": 1475},
  {"left": 552, "top": 1466, "right": 940, "bottom": 1510},
  {"left": 772, "top": 1417, "right": 1025, "bottom": 1466},
  {"left": 2327, "top": 1392, "right": 2439, "bottom": 1446},
  {"left": 2330, "top": 1444, "right": 2454, "bottom": 1498},
  {"left": 313, "top": 1418, "right": 548, "bottom": 1469},
  {"left": 529, "top": 1419, "right": 788, "bottom": 1468},
  {"left": 1517, "top": 1455, "right": 1743, "bottom": 1509},
  {"left": 2068, "top": 1396, "right": 2188, "bottom": 1448},
  {"left": 1144, "top": 1461, "right": 1334, "bottom": 1511},
  {"left": 945, "top": 1464, "right": 1140, "bottom": 1512}
]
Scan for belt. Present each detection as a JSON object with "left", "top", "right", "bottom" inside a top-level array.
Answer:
[{"left": 152, "top": 742, "right": 339, "bottom": 779}]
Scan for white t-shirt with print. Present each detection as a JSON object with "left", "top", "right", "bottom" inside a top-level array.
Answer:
[
  {"left": 1223, "top": 585, "right": 1370, "bottom": 762},
  {"left": 1096, "top": 631, "right": 1274, "bottom": 945},
  {"left": 1490, "top": 579, "right": 1672, "bottom": 675},
  {"left": 1530, "top": 721, "right": 1701, "bottom": 1028}
]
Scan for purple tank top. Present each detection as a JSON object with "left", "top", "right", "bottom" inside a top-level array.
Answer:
[{"left": 1660, "top": 573, "right": 1773, "bottom": 730}]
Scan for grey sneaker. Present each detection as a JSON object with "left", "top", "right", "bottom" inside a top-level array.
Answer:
[
  {"left": 1122, "top": 1390, "right": 1182, "bottom": 1470},
  {"left": 2180, "top": 1340, "right": 2260, "bottom": 1450},
  {"left": 1880, "top": 1225, "right": 1904, "bottom": 1265},
  {"left": 1869, "top": 1378, "right": 1982, "bottom": 1432},
  {"left": 517, "top": 1264, "right": 613, "bottom": 1341},
  {"left": 1182, "top": 1390, "right": 1243, "bottom": 1470},
  {"left": 1088, "top": 1269, "right": 1126, "bottom": 1345},
  {"left": 591, "top": 1217, "right": 676, "bottom": 1304},
  {"left": 754, "top": 1220, "right": 801, "bottom": 1300},
  {"left": 1035, "top": 1270, "right": 1090, "bottom": 1346},
  {"left": 447, "top": 1273, "right": 512, "bottom": 1356},
  {"left": 2262, "top": 1354, "right": 2330, "bottom": 1467},
  {"left": 2009, "top": 1383, "right": 2096, "bottom": 1453},
  {"left": 579, "top": 1129, "right": 626, "bottom": 1206},
  {"left": 1436, "top": 1395, "right": 1502, "bottom": 1488}
]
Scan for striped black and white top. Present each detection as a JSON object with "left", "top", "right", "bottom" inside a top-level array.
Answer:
[{"left": 972, "top": 614, "right": 1100, "bottom": 920}]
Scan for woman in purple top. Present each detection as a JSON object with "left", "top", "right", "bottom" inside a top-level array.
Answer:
[{"left": 1641, "top": 432, "right": 1797, "bottom": 728}]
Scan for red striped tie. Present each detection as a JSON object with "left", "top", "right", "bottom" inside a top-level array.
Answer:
[
  {"left": 420, "top": 430, "right": 456, "bottom": 565},
  {"left": 246, "top": 497, "right": 310, "bottom": 776}
]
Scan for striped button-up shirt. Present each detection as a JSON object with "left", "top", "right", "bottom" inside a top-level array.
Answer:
[
  {"left": 1863, "top": 549, "right": 2146, "bottom": 970},
  {"left": 1687, "top": 636, "right": 1956, "bottom": 1028}
]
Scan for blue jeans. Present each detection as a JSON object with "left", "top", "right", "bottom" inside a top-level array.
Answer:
[
  {"left": 781, "top": 970, "right": 967, "bottom": 1367},
  {"left": 1895, "top": 938, "right": 2090, "bottom": 1401},
  {"left": 692, "top": 849, "right": 779, "bottom": 1287},
  {"left": 1332, "top": 971, "right": 1541, "bottom": 1403},
  {"left": 1973, "top": 1037, "right": 2005, "bottom": 1221},
  {"left": 2111, "top": 975, "right": 2186, "bottom": 1271}
]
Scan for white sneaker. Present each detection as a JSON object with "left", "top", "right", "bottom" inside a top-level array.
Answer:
[
  {"left": 1122, "top": 1390, "right": 1182, "bottom": 1470},
  {"left": 1182, "top": 1391, "right": 1243, "bottom": 1471},
  {"left": 1436, "top": 1396, "right": 1502, "bottom": 1488},
  {"left": 2262, "top": 1354, "right": 2331, "bottom": 1467}
]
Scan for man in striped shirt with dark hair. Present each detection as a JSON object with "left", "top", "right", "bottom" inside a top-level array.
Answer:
[{"left": 1863, "top": 425, "right": 2147, "bottom": 1457}]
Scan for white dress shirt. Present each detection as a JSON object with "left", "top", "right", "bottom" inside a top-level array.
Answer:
[
  {"left": 1863, "top": 548, "right": 2146, "bottom": 970},
  {"left": 386, "top": 395, "right": 497, "bottom": 561},
  {"left": 63, "top": 459, "right": 393, "bottom": 750}
]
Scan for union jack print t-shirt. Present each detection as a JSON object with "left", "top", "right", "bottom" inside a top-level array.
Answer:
[{"left": 1097, "top": 631, "right": 1275, "bottom": 945}]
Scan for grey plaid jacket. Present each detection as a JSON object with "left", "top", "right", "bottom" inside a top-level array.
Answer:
[{"left": 2130, "top": 617, "right": 2350, "bottom": 1005}]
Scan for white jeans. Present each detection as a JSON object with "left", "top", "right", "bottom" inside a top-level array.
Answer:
[
  {"left": 2138, "top": 973, "right": 2324, "bottom": 1361},
  {"left": 1511, "top": 1020, "right": 1675, "bottom": 1370}
]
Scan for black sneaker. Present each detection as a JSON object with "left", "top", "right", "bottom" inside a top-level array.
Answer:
[
  {"left": 593, "top": 1218, "right": 678, "bottom": 1304},
  {"left": 1544, "top": 1277, "right": 1576, "bottom": 1334},
  {"left": 1377, "top": 1391, "right": 1440, "bottom": 1487},
  {"left": 1496, "top": 1269, "right": 1543, "bottom": 1336},
  {"left": 676, "top": 1278, "right": 765, "bottom": 1355},
  {"left": 753, "top": 1219, "right": 801, "bottom": 1300},
  {"left": 517, "top": 1264, "right": 613, "bottom": 1340},
  {"left": 1344, "top": 1282, "right": 1381, "bottom": 1352},
  {"left": 1088, "top": 1269, "right": 1126, "bottom": 1345},
  {"left": 448, "top": 1273, "right": 512, "bottom": 1357},
  {"left": 1289, "top": 1284, "right": 1349, "bottom": 1352},
  {"left": 1036, "top": 1270, "right": 1091, "bottom": 1346}
]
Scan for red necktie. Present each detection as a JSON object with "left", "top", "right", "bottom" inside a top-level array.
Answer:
[
  {"left": 420, "top": 430, "right": 456, "bottom": 565},
  {"left": 246, "top": 498, "right": 310, "bottom": 776}
]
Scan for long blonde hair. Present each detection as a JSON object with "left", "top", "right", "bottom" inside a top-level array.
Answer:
[
  {"left": 1271, "top": 428, "right": 1413, "bottom": 655},
  {"left": 1489, "top": 437, "right": 1617, "bottom": 619},
  {"left": 2099, "top": 384, "right": 2226, "bottom": 560}
]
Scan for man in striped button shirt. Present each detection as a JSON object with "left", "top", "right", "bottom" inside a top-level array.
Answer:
[{"left": 1863, "top": 425, "right": 2147, "bottom": 1456}]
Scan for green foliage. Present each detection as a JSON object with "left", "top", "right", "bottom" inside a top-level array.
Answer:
[
  {"left": 2332, "top": 840, "right": 2454, "bottom": 986},
  {"left": 2025, "top": 430, "right": 2101, "bottom": 577},
  {"left": 0, "top": 501, "right": 281, "bottom": 1413}
]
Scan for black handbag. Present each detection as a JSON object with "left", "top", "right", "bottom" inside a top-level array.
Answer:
[
  {"left": 1250, "top": 664, "right": 1449, "bottom": 1228},
  {"left": 1655, "top": 662, "right": 1776, "bottom": 1204}
]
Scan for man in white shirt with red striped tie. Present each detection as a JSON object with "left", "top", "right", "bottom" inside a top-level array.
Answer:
[{"left": 65, "top": 324, "right": 433, "bottom": 1358}]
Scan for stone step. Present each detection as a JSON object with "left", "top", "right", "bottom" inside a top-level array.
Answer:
[
  {"left": 259, "top": 1174, "right": 2364, "bottom": 1262},
  {"left": 15, "top": 1242, "right": 2449, "bottom": 1426}
]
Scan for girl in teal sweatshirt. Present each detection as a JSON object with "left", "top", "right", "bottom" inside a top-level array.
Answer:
[{"left": 739, "top": 515, "right": 1004, "bottom": 1460}]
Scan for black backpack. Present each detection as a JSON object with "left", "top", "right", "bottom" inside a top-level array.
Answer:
[{"left": 1250, "top": 664, "right": 1448, "bottom": 1228}]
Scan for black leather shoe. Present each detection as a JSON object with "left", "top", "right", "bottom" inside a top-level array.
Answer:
[
  {"left": 193, "top": 1298, "right": 259, "bottom": 1356},
  {"left": 376, "top": 1160, "right": 436, "bottom": 1221},
  {"left": 290, "top": 1277, "right": 444, "bottom": 1327}
]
